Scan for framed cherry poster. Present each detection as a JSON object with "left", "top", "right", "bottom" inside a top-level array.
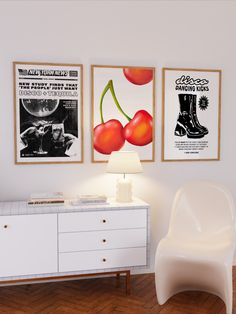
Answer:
[
  {"left": 91, "top": 65, "right": 155, "bottom": 162},
  {"left": 162, "top": 68, "right": 221, "bottom": 161}
]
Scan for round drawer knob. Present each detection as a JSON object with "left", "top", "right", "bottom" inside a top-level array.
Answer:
[
  {"left": 3, "top": 225, "right": 8, "bottom": 229},
  {"left": 102, "top": 219, "right": 106, "bottom": 223},
  {"left": 102, "top": 258, "right": 106, "bottom": 262},
  {"left": 102, "top": 239, "right": 107, "bottom": 243}
]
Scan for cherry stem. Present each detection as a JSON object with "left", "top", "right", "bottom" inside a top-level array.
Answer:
[
  {"left": 99, "top": 80, "right": 131, "bottom": 123},
  {"left": 99, "top": 81, "right": 110, "bottom": 123}
]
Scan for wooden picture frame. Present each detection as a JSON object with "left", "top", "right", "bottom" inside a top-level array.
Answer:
[
  {"left": 162, "top": 67, "right": 221, "bottom": 161},
  {"left": 13, "top": 61, "right": 83, "bottom": 164},
  {"left": 91, "top": 65, "right": 156, "bottom": 163}
]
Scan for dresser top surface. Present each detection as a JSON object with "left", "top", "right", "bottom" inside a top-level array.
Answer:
[{"left": 0, "top": 198, "right": 149, "bottom": 216}]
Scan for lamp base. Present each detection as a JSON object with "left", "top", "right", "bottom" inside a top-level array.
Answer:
[{"left": 116, "top": 177, "right": 132, "bottom": 203}]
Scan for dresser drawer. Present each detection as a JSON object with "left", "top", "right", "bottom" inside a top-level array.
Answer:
[
  {"left": 59, "top": 247, "right": 146, "bottom": 272},
  {"left": 58, "top": 209, "right": 147, "bottom": 232},
  {"left": 59, "top": 228, "right": 146, "bottom": 252}
]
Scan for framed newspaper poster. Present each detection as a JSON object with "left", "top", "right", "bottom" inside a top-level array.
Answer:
[
  {"left": 162, "top": 68, "right": 221, "bottom": 161},
  {"left": 13, "top": 62, "right": 83, "bottom": 164},
  {"left": 91, "top": 65, "right": 155, "bottom": 162}
]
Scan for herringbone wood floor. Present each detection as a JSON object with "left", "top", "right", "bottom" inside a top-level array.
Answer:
[{"left": 0, "top": 271, "right": 234, "bottom": 314}]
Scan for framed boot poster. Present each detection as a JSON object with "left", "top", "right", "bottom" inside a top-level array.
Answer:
[{"left": 162, "top": 68, "right": 221, "bottom": 161}]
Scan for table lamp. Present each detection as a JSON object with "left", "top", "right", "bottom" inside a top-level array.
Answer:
[{"left": 106, "top": 151, "right": 143, "bottom": 202}]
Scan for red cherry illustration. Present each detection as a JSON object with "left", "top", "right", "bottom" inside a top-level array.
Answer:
[
  {"left": 94, "top": 119, "right": 125, "bottom": 155},
  {"left": 93, "top": 80, "right": 153, "bottom": 155},
  {"left": 93, "top": 80, "right": 127, "bottom": 155},
  {"left": 123, "top": 110, "right": 153, "bottom": 146},
  {"left": 123, "top": 68, "right": 153, "bottom": 85}
]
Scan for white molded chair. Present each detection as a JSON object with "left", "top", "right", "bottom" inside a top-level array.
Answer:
[{"left": 155, "top": 181, "right": 236, "bottom": 314}]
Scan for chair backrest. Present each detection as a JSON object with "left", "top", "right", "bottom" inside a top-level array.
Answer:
[{"left": 168, "top": 181, "right": 236, "bottom": 241}]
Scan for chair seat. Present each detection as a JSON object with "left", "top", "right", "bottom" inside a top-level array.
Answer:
[{"left": 158, "top": 237, "right": 234, "bottom": 261}]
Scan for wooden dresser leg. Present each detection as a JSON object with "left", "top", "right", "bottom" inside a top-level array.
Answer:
[
  {"left": 126, "top": 271, "right": 131, "bottom": 295},
  {"left": 116, "top": 272, "right": 120, "bottom": 287}
]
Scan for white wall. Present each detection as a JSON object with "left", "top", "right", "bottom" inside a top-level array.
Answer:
[{"left": 0, "top": 0, "right": 236, "bottom": 271}]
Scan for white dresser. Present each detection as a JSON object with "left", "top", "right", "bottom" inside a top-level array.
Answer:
[{"left": 0, "top": 198, "right": 149, "bottom": 292}]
